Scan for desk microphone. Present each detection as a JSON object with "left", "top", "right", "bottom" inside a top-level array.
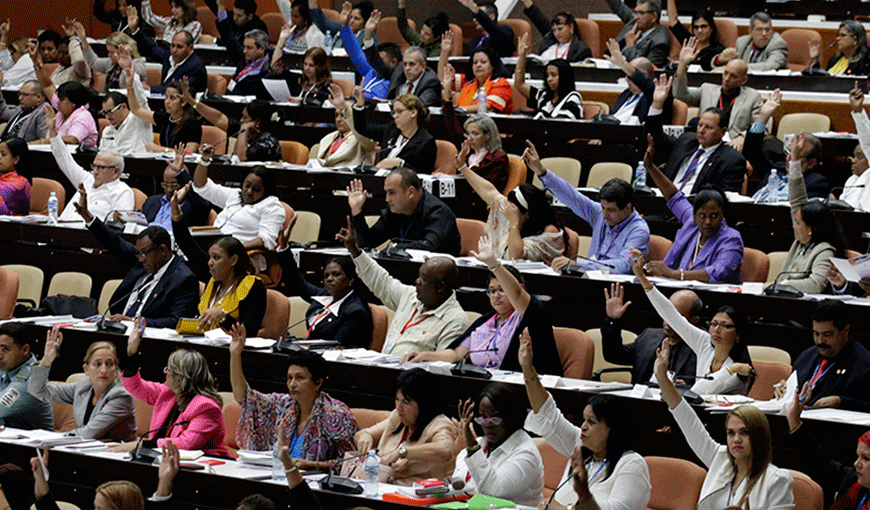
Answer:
[
  {"left": 318, "top": 450, "right": 378, "bottom": 494},
  {"left": 273, "top": 306, "right": 321, "bottom": 353},
  {"left": 97, "top": 276, "right": 154, "bottom": 334},
  {"left": 130, "top": 420, "right": 190, "bottom": 464},
  {"left": 451, "top": 348, "right": 498, "bottom": 379},
  {"left": 355, "top": 144, "right": 395, "bottom": 174},
  {"left": 543, "top": 474, "right": 575, "bottom": 510},
  {"left": 206, "top": 128, "right": 247, "bottom": 165},
  {"left": 764, "top": 270, "right": 808, "bottom": 298},
  {"left": 575, "top": 255, "right": 616, "bottom": 269}
]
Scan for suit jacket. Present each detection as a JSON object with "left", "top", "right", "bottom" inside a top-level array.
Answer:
[
  {"left": 605, "top": 0, "right": 670, "bottom": 68},
  {"left": 351, "top": 107, "right": 437, "bottom": 173},
  {"left": 0, "top": 97, "right": 47, "bottom": 142},
  {"left": 600, "top": 320, "right": 697, "bottom": 385},
  {"left": 217, "top": 14, "right": 272, "bottom": 99},
  {"left": 28, "top": 366, "right": 137, "bottom": 442},
  {"left": 793, "top": 339, "right": 870, "bottom": 412},
  {"left": 647, "top": 112, "right": 746, "bottom": 193},
  {"left": 730, "top": 32, "right": 789, "bottom": 71},
  {"left": 612, "top": 68, "right": 671, "bottom": 123},
  {"left": 132, "top": 29, "right": 207, "bottom": 94},
  {"left": 142, "top": 171, "right": 212, "bottom": 227},
  {"left": 364, "top": 46, "right": 441, "bottom": 107},
  {"left": 742, "top": 130, "right": 831, "bottom": 199},
  {"left": 467, "top": 10, "right": 515, "bottom": 58},
  {"left": 524, "top": 3, "right": 591, "bottom": 62},
  {"left": 87, "top": 217, "right": 199, "bottom": 328},
  {"left": 672, "top": 78, "right": 762, "bottom": 139},
  {"left": 810, "top": 53, "right": 870, "bottom": 76}
]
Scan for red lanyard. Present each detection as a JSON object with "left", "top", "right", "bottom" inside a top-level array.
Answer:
[
  {"left": 400, "top": 308, "right": 433, "bottom": 335},
  {"left": 328, "top": 132, "right": 352, "bottom": 155},
  {"left": 555, "top": 43, "right": 569, "bottom": 60},
  {"left": 718, "top": 95, "right": 736, "bottom": 111},
  {"left": 306, "top": 303, "right": 334, "bottom": 339}
]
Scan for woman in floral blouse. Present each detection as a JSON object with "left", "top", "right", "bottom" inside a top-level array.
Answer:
[{"left": 229, "top": 325, "right": 358, "bottom": 469}]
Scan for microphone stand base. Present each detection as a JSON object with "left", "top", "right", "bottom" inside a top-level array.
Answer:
[
  {"left": 130, "top": 447, "right": 159, "bottom": 464},
  {"left": 273, "top": 338, "right": 305, "bottom": 354},
  {"left": 318, "top": 475, "right": 363, "bottom": 494},
  {"left": 763, "top": 285, "right": 804, "bottom": 299},
  {"left": 97, "top": 320, "right": 127, "bottom": 335}
]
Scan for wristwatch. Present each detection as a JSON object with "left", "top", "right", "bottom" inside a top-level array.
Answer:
[{"left": 398, "top": 444, "right": 407, "bottom": 458}]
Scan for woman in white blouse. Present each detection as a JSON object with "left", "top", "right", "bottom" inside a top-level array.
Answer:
[
  {"left": 630, "top": 249, "right": 755, "bottom": 396},
  {"left": 654, "top": 339, "right": 794, "bottom": 510},
  {"left": 193, "top": 145, "right": 286, "bottom": 270},
  {"left": 520, "top": 329, "right": 651, "bottom": 510},
  {"left": 453, "top": 382, "right": 543, "bottom": 507}
]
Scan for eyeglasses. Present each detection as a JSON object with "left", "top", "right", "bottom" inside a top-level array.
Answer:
[
  {"left": 136, "top": 246, "right": 157, "bottom": 259},
  {"left": 89, "top": 360, "right": 116, "bottom": 369},
  {"left": 707, "top": 321, "right": 736, "bottom": 331},
  {"left": 473, "top": 416, "right": 503, "bottom": 426},
  {"left": 633, "top": 9, "right": 651, "bottom": 15},
  {"left": 99, "top": 104, "right": 123, "bottom": 117},
  {"left": 90, "top": 164, "right": 118, "bottom": 172},
  {"left": 161, "top": 181, "right": 181, "bottom": 190},
  {"left": 17, "top": 91, "right": 40, "bottom": 97},
  {"left": 391, "top": 108, "right": 408, "bottom": 117},
  {"left": 485, "top": 287, "right": 505, "bottom": 297}
]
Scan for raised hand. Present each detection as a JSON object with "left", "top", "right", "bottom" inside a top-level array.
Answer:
[
  {"left": 72, "top": 183, "right": 94, "bottom": 223},
  {"left": 28, "top": 41, "right": 40, "bottom": 66},
  {"left": 40, "top": 326, "right": 63, "bottom": 367},
  {"left": 758, "top": 88, "right": 781, "bottom": 124},
  {"left": 604, "top": 283, "right": 631, "bottom": 320},
  {"left": 127, "top": 314, "right": 145, "bottom": 357},
  {"left": 168, "top": 143, "right": 186, "bottom": 173},
  {"left": 500, "top": 200, "right": 522, "bottom": 229},
  {"left": 72, "top": 20, "right": 87, "bottom": 41},
  {"left": 346, "top": 178, "right": 367, "bottom": 216},
  {"left": 652, "top": 73, "right": 672, "bottom": 107},
  {"left": 456, "top": 0, "right": 479, "bottom": 12},
  {"left": 678, "top": 36, "right": 700, "bottom": 65},
  {"left": 629, "top": 247, "right": 647, "bottom": 279},
  {"left": 279, "top": 23, "right": 293, "bottom": 43},
  {"left": 653, "top": 338, "right": 671, "bottom": 380},
  {"left": 458, "top": 399, "right": 478, "bottom": 448},
  {"left": 470, "top": 235, "right": 497, "bottom": 267},
  {"left": 644, "top": 133, "right": 656, "bottom": 170},
  {"left": 156, "top": 440, "right": 180, "bottom": 497},
  {"left": 850, "top": 81, "right": 865, "bottom": 113},
  {"left": 571, "top": 446, "right": 592, "bottom": 500},
  {"left": 335, "top": 215, "right": 361, "bottom": 256},
  {"left": 229, "top": 323, "right": 247, "bottom": 357},
  {"left": 441, "top": 30, "right": 454, "bottom": 55},
  {"left": 353, "top": 77, "right": 365, "bottom": 105},
  {"left": 339, "top": 1, "right": 352, "bottom": 26},
  {"left": 366, "top": 9, "right": 382, "bottom": 34},
  {"left": 170, "top": 183, "right": 191, "bottom": 222},
  {"left": 521, "top": 140, "right": 546, "bottom": 176},
  {"left": 117, "top": 44, "right": 134, "bottom": 78},
  {"left": 61, "top": 19, "right": 77, "bottom": 38},
  {"left": 604, "top": 38, "right": 625, "bottom": 67},
  {"left": 126, "top": 5, "right": 139, "bottom": 34},
  {"left": 199, "top": 143, "right": 215, "bottom": 161},
  {"left": 517, "top": 31, "right": 530, "bottom": 57},
  {"left": 0, "top": 19, "right": 9, "bottom": 42},
  {"left": 328, "top": 82, "right": 346, "bottom": 110},
  {"left": 518, "top": 327, "right": 533, "bottom": 369},
  {"left": 179, "top": 76, "right": 196, "bottom": 105},
  {"left": 789, "top": 131, "right": 809, "bottom": 161}
]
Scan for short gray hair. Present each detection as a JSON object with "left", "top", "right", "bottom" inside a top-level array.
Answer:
[
  {"left": 749, "top": 12, "right": 772, "bottom": 28},
  {"left": 403, "top": 46, "right": 427, "bottom": 64},
  {"left": 464, "top": 114, "right": 502, "bottom": 153},
  {"left": 97, "top": 150, "right": 125, "bottom": 174},
  {"left": 23, "top": 80, "right": 46, "bottom": 100},
  {"left": 244, "top": 29, "right": 269, "bottom": 49},
  {"left": 640, "top": 0, "right": 661, "bottom": 20}
]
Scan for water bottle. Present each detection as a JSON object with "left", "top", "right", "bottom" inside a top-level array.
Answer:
[
  {"left": 477, "top": 87, "right": 487, "bottom": 113},
  {"left": 324, "top": 31, "right": 333, "bottom": 55},
  {"left": 47, "top": 192, "right": 59, "bottom": 225},
  {"left": 272, "top": 439, "right": 283, "bottom": 480},
  {"left": 765, "top": 169, "right": 778, "bottom": 203},
  {"left": 634, "top": 161, "right": 646, "bottom": 188},
  {"left": 363, "top": 449, "right": 380, "bottom": 497}
]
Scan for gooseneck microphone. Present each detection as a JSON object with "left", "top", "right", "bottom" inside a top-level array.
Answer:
[{"left": 130, "top": 420, "right": 190, "bottom": 463}]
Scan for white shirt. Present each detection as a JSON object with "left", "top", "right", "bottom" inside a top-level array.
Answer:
[
  {"left": 846, "top": 109, "right": 870, "bottom": 212},
  {"left": 99, "top": 74, "right": 152, "bottom": 155},
  {"left": 401, "top": 73, "right": 423, "bottom": 97},
  {"left": 524, "top": 393, "right": 651, "bottom": 508},
  {"left": 308, "top": 291, "right": 353, "bottom": 327},
  {"left": 540, "top": 42, "right": 571, "bottom": 61},
  {"left": 613, "top": 94, "right": 641, "bottom": 124},
  {"left": 1, "top": 52, "right": 36, "bottom": 88},
  {"left": 451, "top": 429, "right": 544, "bottom": 507},
  {"left": 51, "top": 135, "right": 135, "bottom": 222},
  {"left": 194, "top": 178, "right": 285, "bottom": 250},
  {"left": 673, "top": 142, "right": 721, "bottom": 193},
  {"left": 123, "top": 255, "right": 175, "bottom": 314},
  {"left": 165, "top": 52, "right": 192, "bottom": 84}
]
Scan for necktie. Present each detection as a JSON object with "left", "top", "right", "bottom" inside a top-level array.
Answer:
[
  {"left": 679, "top": 148, "right": 705, "bottom": 190},
  {"left": 126, "top": 274, "right": 155, "bottom": 316},
  {"left": 750, "top": 46, "right": 760, "bottom": 63},
  {"left": 406, "top": 82, "right": 413, "bottom": 96}
]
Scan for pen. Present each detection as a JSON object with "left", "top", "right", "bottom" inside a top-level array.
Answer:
[
  {"left": 772, "top": 382, "right": 784, "bottom": 388},
  {"left": 36, "top": 446, "right": 50, "bottom": 481}
]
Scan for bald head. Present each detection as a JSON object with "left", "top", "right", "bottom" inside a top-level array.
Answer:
[
  {"left": 721, "top": 59, "right": 749, "bottom": 95},
  {"left": 663, "top": 290, "right": 703, "bottom": 344},
  {"left": 633, "top": 58, "right": 654, "bottom": 78},
  {"left": 415, "top": 257, "right": 459, "bottom": 309}
]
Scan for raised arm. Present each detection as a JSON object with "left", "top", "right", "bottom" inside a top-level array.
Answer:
[
  {"left": 665, "top": 0, "right": 679, "bottom": 27},
  {"left": 192, "top": 145, "right": 213, "bottom": 188},
  {"left": 514, "top": 32, "right": 531, "bottom": 98},
  {"left": 472, "top": 236, "right": 531, "bottom": 314},
  {"left": 29, "top": 44, "right": 55, "bottom": 99},
  {"left": 437, "top": 30, "right": 454, "bottom": 81},
  {"left": 396, "top": 0, "right": 421, "bottom": 46},
  {"left": 456, "top": 147, "right": 502, "bottom": 206},
  {"left": 653, "top": 338, "right": 682, "bottom": 408},
  {"left": 180, "top": 77, "right": 229, "bottom": 131},
  {"left": 518, "top": 328, "right": 548, "bottom": 412},
  {"left": 643, "top": 75, "right": 679, "bottom": 200},
  {"left": 272, "top": 23, "right": 293, "bottom": 72},
  {"left": 604, "top": 38, "right": 636, "bottom": 76},
  {"left": 122, "top": 47, "right": 155, "bottom": 125},
  {"left": 228, "top": 324, "right": 249, "bottom": 403}
]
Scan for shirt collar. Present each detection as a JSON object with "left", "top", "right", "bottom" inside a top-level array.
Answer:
[
  {"left": 1, "top": 354, "right": 36, "bottom": 378},
  {"left": 311, "top": 290, "right": 353, "bottom": 315},
  {"left": 415, "top": 291, "right": 459, "bottom": 319},
  {"left": 607, "top": 208, "right": 641, "bottom": 234}
]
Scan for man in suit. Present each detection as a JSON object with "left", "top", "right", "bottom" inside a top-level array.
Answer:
[
  {"left": 647, "top": 75, "right": 746, "bottom": 194},
  {"left": 459, "top": 0, "right": 515, "bottom": 58},
  {"left": 673, "top": 38, "right": 762, "bottom": 152},
  {"left": 347, "top": 169, "right": 462, "bottom": 256},
  {"left": 364, "top": 45, "right": 440, "bottom": 106},
  {"left": 206, "top": 0, "right": 268, "bottom": 49},
  {"left": 604, "top": 0, "right": 670, "bottom": 68},
  {"left": 0, "top": 80, "right": 47, "bottom": 142},
  {"left": 76, "top": 190, "right": 199, "bottom": 329},
  {"left": 215, "top": 0, "right": 271, "bottom": 99},
  {"left": 127, "top": 6, "right": 207, "bottom": 94},
  {"left": 774, "top": 300, "right": 870, "bottom": 411},
  {"left": 606, "top": 43, "right": 670, "bottom": 124},
  {"left": 139, "top": 149, "right": 211, "bottom": 231},
  {"left": 601, "top": 284, "right": 701, "bottom": 385},
  {"left": 713, "top": 12, "right": 788, "bottom": 71}
]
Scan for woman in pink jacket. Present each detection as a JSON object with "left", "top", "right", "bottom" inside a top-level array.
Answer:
[{"left": 110, "top": 315, "right": 228, "bottom": 457}]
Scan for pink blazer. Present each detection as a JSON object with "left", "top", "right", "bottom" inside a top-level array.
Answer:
[{"left": 122, "top": 372, "right": 228, "bottom": 457}]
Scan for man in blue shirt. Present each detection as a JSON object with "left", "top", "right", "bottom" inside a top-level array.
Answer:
[
  {"left": 0, "top": 323, "right": 52, "bottom": 430},
  {"left": 523, "top": 141, "right": 650, "bottom": 274}
]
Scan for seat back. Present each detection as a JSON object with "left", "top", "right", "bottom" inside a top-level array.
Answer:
[
  {"left": 289, "top": 210, "right": 321, "bottom": 245},
  {"left": 498, "top": 19, "right": 531, "bottom": 56},
  {"left": 456, "top": 218, "right": 486, "bottom": 257},
  {"left": 131, "top": 187, "right": 148, "bottom": 210},
  {"left": 648, "top": 235, "right": 673, "bottom": 262},
  {"left": 3, "top": 264, "right": 44, "bottom": 308},
  {"left": 197, "top": 6, "right": 219, "bottom": 37},
  {"left": 350, "top": 408, "right": 390, "bottom": 430},
  {"left": 585, "top": 328, "right": 636, "bottom": 383},
  {"left": 279, "top": 140, "right": 310, "bottom": 165},
  {"left": 748, "top": 360, "right": 792, "bottom": 400},
  {"left": 740, "top": 247, "right": 770, "bottom": 283},
  {"left": 448, "top": 24, "right": 464, "bottom": 56},
  {"left": 53, "top": 400, "right": 77, "bottom": 433},
  {"left": 686, "top": 106, "right": 699, "bottom": 124},
  {"left": 286, "top": 296, "right": 311, "bottom": 338},
  {"left": 766, "top": 251, "right": 789, "bottom": 283},
  {"left": 207, "top": 73, "right": 228, "bottom": 95},
  {"left": 534, "top": 437, "right": 569, "bottom": 498},
  {"left": 47, "top": 272, "right": 92, "bottom": 298},
  {"left": 201, "top": 125, "right": 228, "bottom": 154},
  {"left": 377, "top": 17, "right": 414, "bottom": 48},
  {"left": 434, "top": 140, "right": 459, "bottom": 175},
  {"left": 645, "top": 456, "right": 707, "bottom": 510},
  {"left": 586, "top": 162, "right": 632, "bottom": 187},
  {"left": 748, "top": 345, "right": 791, "bottom": 365},
  {"left": 581, "top": 101, "right": 610, "bottom": 119},
  {"left": 564, "top": 227, "right": 579, "bottom": 259},
  {"left": 714, "top": 19, "right": 738, "bottom": 48},
  {"left": 672, "top": 98, "right": 688, "bottom": 126},
  {"left": 776, "top": 113, "right": 830, "bottom": 141},
  {"left": 369, "top": 303, "right": 389, "bottom": 352},
  {"left": 790, "top": 469, "right": 824, "bottom": 510},
  {"left": 30, "top": 177, "right": 66, "bottom": 215},
  {"left": 146, "top": 67, "right": 163, "bottom": 88},
  {"left": 780, "top": 28, "right": 822, "bottom": 72},
  {"left": 511, "top": 83, "right": 529, "bottom": 113},
  {"left": 532, "top": 157, "right": 581, "bottom": 189},
  {"left": 98, "top": 279, "right": 123, "bottom": 315},
  {"left": 553, "top": 327, "right": 594, "bottom": 379},
  {"left": 258, "top": 290, "right": 291, "bottom": 339},
  {"left": 574, "top": 19, "right": 601, "bottom": 58},
  {"left": 261, "top": 12, "right": 286, "bottom": 44},
  {"left": 504, "top": 155, "right": 528, "bottom": 195},
  {"left": 133, "top": 395, "right": 154, "bottom": 437}
]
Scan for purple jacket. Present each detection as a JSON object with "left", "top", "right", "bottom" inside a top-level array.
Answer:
[{"left": 663, "top": 192, "right": 743, "bottom": 283}]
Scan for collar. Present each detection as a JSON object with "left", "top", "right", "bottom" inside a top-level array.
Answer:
[
  {"left": 481, "top": 428, "right": 527, "bottom": 453},
  {"left": 607, "top": 208, "right": 642, "bottom": 234},
  {"left": 414, "top": 291, "right": 459, "bottom": 319},
  {"left": 1, "top": 354, "right": 37, "bottom": 378},
  {"left": 245, "top": 55, "right": 269, "bottom": 69},
  {"left": 147, "top": 254, "right": 176, "bottom": 283},
  {"left": 697, "top": 140, "right": 723, "bottom": 153},
  {"left": 311, "top": 290, "right": 353, "bottom": 315},
  {"left": 170, "top": 52, "right": 193, "bottom": 68}
]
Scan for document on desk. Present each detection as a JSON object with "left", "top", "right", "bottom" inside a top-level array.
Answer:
[
  {"left": 831, "top": 254, "right": 870, "bottom": 282},
  {"left": 803, "top": 408, "right": 870, "bottom": 426},
  {"left": 9, "top": 429, "right": 87, "bottom": 447}
]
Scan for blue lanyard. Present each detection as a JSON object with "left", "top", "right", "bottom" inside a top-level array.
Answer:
[
  {"left": 585, "top": 459, "right": 607, "bottom": 485},
  {"left": 809, "top": 360, "right": 835, "bottom": 390},
  {"left": 858, "top": 493, "right": 867, "bottom": 510}
]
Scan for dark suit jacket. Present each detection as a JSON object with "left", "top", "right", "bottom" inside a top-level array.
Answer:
[
  {"left": 600, "top": 319, "right": 697, "bottom": 384},
  {"left": 467, "top": 10, "right": 515, "bottom": 58},
  {"left": 363, "top": 46, "right": 441, "bottom": 107},
  {"left": 351, "top": 108, "right": 437, "bottom": 173},
  {"left": 524, "top": 3, "right": 591, "bottom": 62},
  {"left": 142, "top": 170, "right": 212, "bottom": 226},
  {"left": 604, "top": 0, "right": 671, "bottom": 68},
  {"left": 612, "top": 69, "right": 671, "bottom": 123},
  {"left": 647, "top": 112, "right": 745, "bottom": 193},
  {"left": 277, "top": 249, "right": 373, "bottom": 347},
  {"left": 743, "top": 130, "right": 830, "bottom": 199},
  {"left": 217, "top": 15, "right": 272, "bottom": 99},
  {"left": 132, "top": 29, "right": 207, "bottom": 94},
  {"left": 87, "top": 218, "right": 199, "bottom": 329},
  {"left": 793, "top": 340, "right": 870, "bottom": 412}
]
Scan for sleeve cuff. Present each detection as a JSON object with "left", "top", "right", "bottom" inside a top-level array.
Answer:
[
  {"left": 648, "top": 107, "right": 663, "bottom": 116},
  {"left": 217, "top": 11, "right": 228, "bottom": 22},
  {"left": 149, "top": 494, "right": 172, "bottom": 502},
  {"left": 362, "top": 38, "right": 375, "bottom": 50},
  {"left": 749, "top": 121, "right": 766, "bottom": 134}
]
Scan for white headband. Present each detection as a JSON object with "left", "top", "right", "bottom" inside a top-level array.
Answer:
[{"left": 512, "top": 187, "right": 528, "bottom": 210}]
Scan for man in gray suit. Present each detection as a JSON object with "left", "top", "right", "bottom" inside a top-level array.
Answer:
[
  {"left": 0, "top": 80, "right": 47, "bottom": 142},
  {"left": 673, "top": 38, "right": 762, "bottom": 152},
  {"left": 365, "top": 45, "right": 441, "bottom": 107},
  {"left": 605, "top": 0, "right": 671, "bottom": 68},
  {"left": 713, "top": 12, "right": 788, "bottom": 71}
]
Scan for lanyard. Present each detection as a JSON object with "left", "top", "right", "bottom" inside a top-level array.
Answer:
[
  {"left": 400, "top": 308, "right": 433, "bottom": 335},
  {"left": 718, "top": 95, "right": 737, "bottom": 111},
  {"left": 585, "top": 459, "right": 607, "bottom": 485},
  {"left": 858, "top": 494, "right": 868, "bottom": 510},
  {"left": 328, "top": 132, "right": 352, "bottom": 155},
  {"left": 808, "top": 360, "right": 834, "bottom": 389},
  {"left": 307, "top": 302, "right": 334, "bottom": 339},
  {"left": 555, "top": 42, "right": 570, "bottom": 60}
]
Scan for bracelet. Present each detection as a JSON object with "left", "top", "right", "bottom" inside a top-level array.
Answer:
[
  {"left": 284, "top": 466, "right": 298, "bottom": 473},
  {"left": 192, "top": 99, "right": 200, "bottom": 109},
  {"left": 199, "top": 158, "right": 211, "bottom": 167},
  {"left": 726, "top": 366, "right": 734, "bottom": 375},
  {"left": 508, "top": 225, "right": 519, "bottom": 231},
  {"left": 487, "top": 262, "right": 501, "bottom": 271},
  {"left": 523, "top": 373, "right": 540, "bottom": 382},
  {"left": 680, "top": 269, "right": 684, "bottom": 281}
]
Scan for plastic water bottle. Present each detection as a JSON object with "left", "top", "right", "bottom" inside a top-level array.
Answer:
[
  {"left": 47, "top": 192, "right": 59, "bottom": 225},
  {"left": 272, "top": 439, "right": 283, "bottom": 480},
  {"left": 765, "top": 169, "right": 778, "bottom": 203},
  {"left": 634, "top": 161, "right": 646, "bottom": 187},
  {"left": 324, "top": 31, "right": 333, "bottom": 55},
  {"left": 363, "top": 449, "right": 380, "bottom": 497},
  {"left": 477, "top": 87, "right": 487, "bottom": 113}
]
